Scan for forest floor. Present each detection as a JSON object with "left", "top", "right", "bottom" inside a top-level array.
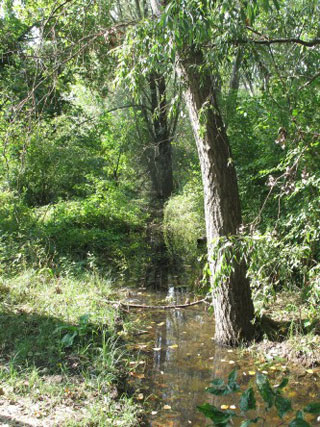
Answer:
[
  {"left": 249, "top": 290, "right": 320, "bottom": 368},
  {"left": 0, "top": 269, "right": 142, "bottom": 426}
]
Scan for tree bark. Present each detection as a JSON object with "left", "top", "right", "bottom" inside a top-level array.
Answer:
[
  {"left": 176, "top": 51, "right": 254, "bottom": 345},
  {"left": 145, "top": 72, "right": 174, "bottom": 201},
  {"left": 150, "top": 0, "right": 255, "bottom": 345}
]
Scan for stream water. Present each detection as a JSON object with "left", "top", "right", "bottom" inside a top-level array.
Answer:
[{"left": 126, "top": 284, "right": 320, "bottom": 426}]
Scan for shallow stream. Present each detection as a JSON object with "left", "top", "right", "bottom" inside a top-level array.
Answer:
[{"left": 126, "top": 285, "right": 320, "bottom": 426}]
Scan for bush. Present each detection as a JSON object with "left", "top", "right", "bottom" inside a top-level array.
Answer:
[{"left": 163, "top": 179, "right": 205, "bottom": 263}]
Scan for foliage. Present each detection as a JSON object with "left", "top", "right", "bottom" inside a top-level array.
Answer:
[
  {"left": 0, "top": 268, "right": 140, "bottom": 425},
  {"left": 198, "top": 369, "right": 320, "bottom": 426},
  {"left": 163, "top": 178, "right": 205, "bottom": 263}
]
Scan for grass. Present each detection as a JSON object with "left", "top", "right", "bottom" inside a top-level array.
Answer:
[{"left": 0, "top": 268, "right": 141, "bottom": 426}]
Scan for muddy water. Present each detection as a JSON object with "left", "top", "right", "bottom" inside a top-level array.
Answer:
[{"left": 126, "top": 286, "right": 320, "bottom": 426}]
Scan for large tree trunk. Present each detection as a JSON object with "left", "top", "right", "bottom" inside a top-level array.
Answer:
[
  {"left": 150, "top": 0, "right": 255, "bottom": 345},
  {"left": 177, "top": 51, "right": 255, "bottom": 345}
]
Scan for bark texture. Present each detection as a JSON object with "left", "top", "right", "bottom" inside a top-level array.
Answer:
[
  {"left": 151, "top": 0, "right": 255, "bottom": 345},
  {"left": 146, "top": 73, "right": 174, "bottom": 201},
  {"left": 177, "top": 51, "right": 255, "bottom": 345}
]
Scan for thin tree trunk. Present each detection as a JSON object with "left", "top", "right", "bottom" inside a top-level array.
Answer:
[{"left": 147, "top": 72, "right": 173, "bottom": 200}]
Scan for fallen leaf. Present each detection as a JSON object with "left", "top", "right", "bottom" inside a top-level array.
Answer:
[
  {"left": 130, "top": 372, "right": 145, "bottom": 379},
  {"left": 168, "top": 344, "right": 178, "bottom": 349}
]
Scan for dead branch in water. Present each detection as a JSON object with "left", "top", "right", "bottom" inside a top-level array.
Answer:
[{"left": 119, "top": 297, "right": 209, "bottom": 310}]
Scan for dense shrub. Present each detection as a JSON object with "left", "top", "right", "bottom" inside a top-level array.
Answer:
[{"left": 163, "top": 179, "right": 205, "bottom": 263}]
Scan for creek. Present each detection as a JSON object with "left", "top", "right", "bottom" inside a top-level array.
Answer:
[{"left": 126, "top": 283, "right": 320, "bottom": 426}]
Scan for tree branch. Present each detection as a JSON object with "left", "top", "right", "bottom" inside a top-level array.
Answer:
[
  {"left": 299, "top": 70, "right": 320, "bottom": 90},
  {"left": 238, "top": 37, "right": 320, "bottom": 47}
]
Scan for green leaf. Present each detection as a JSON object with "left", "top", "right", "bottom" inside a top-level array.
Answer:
[
  {"left": 207, "top": 371, "right": 239, "bottom": 396},
  {"left": 240, "top": 387, "right": 256, "bottom": 412},
  {"left": 303, "top": 402, "right": 320, "bottom": 414},
  {"left": 256, "top": 373, "right": 274, "bottom": 409},
  {"left": 275, "top": 394, "right": 292, "bottom": 418},
  {"left": 276, "top": 377, "right": 289, "bottom": 390},
  {"left": 240, "top": 419, "right": 260, "bottom": 427},
  {"left": 289, "top": 419, "right": 311, "bottom": 427},
  {"left": 197, "top": 403, "right": 234, "bottom": 425},
  {"left": 228, "top": 368, "right": 238, "bottom": 386}
]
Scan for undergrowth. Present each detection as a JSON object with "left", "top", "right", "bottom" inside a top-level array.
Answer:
[{"left": 0, "top": 268, "right": 141, "bottom": 426}]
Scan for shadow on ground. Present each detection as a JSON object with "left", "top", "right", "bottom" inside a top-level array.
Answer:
[{"left": 0, "top": 310, "right": 107, "bottom": 375}]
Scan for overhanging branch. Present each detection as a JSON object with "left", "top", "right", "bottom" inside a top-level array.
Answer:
[{"left": 237, "top": 37, "right": 320, "bottom": 47}]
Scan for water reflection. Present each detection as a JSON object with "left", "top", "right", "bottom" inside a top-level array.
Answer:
[{"left": 128, "top": 286, "right": 320, "bottom": 426}]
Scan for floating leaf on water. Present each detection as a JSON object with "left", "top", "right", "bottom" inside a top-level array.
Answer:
[
  {"left": 163, "top": 405, "right": 172, "bottom": 410},
  {"left": 130, "top": 372, "right": 145, "bottom": 379},
  {"left": 168, "top": 344, "right": 178, "bottom": 349},
  {"left": 137, "top": 344, "right": 148, "bottom": 349}
]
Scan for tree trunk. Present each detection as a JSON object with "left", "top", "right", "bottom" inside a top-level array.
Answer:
[
  {"left": 150, "top": 0, "right": 255, "bottom": 345},
  {"left": 146, "top": 72, "right": 173, "bottom": 201},
  {"left": 177, "top": 51, "right": 255, "bottom": 345}
]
